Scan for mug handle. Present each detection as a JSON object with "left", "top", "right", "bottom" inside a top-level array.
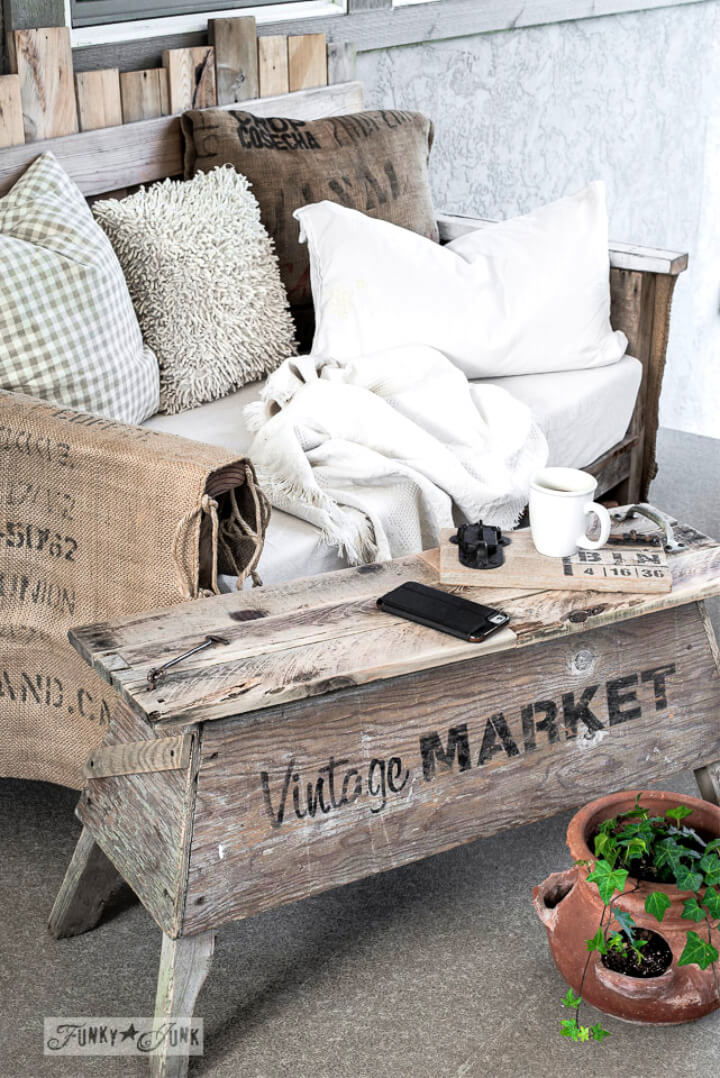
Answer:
[{"left": 577, "top": 502, "right": 612, "bottom": 550}]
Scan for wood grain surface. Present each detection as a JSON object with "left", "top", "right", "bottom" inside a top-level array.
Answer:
[
  {"left": 69, "top": 514, "right": 720, "bottom": 730},
  {"left": 84, "top": 733, "right": 190, "bottom": 779},
  {"left": 162, "top": 46, "right": 216, "bottom": 113},
  {"left": 74, "top": 69, "right": 122, "bottom": 132},
  {"left": 120, "top": 68, "right": 170, "bottom": 123},
  {"left": 210, "top": 16, "right": 258, "bottom": 103},
  {"left": 7, "top": 27, "right": 78, "bottom": 141},
  {"left": 181, "top": 602, "right": 720, "bottom": 932},
  {"left": 327, "top": 41, "right": 358, "bottom": 85},
  {"left": 150, "top": 931, "right": 215, "bottom": 1077},
  {"left": 586, "top": 436, "right": 638, "bottom": 497},
  {"left": 48, "top": 826, "right": 126, "bottom": 939},
  {"left": 0, "top": 75, "right": 24, "bottom": 147},
  {"left": 438, "top": 526, "right": 672, "bottom": 593},
  {"left": 75, "top": 701, "right": 197, "bottom": 935},
  {"left": 258, "top": 36, "right": 289, "bottom": 97},
  {"left": 288, "top": 33, "right": 327, "bottom": 92}
]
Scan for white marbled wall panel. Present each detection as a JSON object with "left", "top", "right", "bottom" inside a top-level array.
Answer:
[{"left": 358, "top": 3, "right": 720, "bottom": 439}]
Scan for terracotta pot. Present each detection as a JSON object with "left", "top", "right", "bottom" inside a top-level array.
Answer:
[{"left": 533, "top": 790, "right": 720, "bottom": 1024}]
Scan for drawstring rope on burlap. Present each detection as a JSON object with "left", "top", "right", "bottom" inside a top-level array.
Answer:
[
  {"left": 171, "top": 493, "right": 220, "bottom": 599},
  {"left": 217, "top": 467, "right": 271, "bottom": 589},
  {"left": 172, "top": 473, "right": 270, "bottom": 598}
]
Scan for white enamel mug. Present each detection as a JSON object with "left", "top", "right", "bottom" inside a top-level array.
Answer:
[{"left": 529, "top": 467, "right": 612, "bottom": 558}]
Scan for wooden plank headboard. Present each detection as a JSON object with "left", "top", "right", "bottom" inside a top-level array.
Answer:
[{"left": 0, "top": 80, "right": 365, "bottom": 199}]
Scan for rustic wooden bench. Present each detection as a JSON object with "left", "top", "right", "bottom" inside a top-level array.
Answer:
[
  {"left": 50, "top": 509, "right": 720, "bottom": 1077},
  {"left": 0, "top": 74, "right": 691, "bottom": 791},
  {"left": 0, "top": 77, "right": 688, "bottom": 507}
]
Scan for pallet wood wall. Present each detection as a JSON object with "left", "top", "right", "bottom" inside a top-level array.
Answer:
[
  {"left": 120, "top": 68, "right": 169, "bottom": 123},
  {"left": 0, "top": 19, "right": 341, "bottom": 150},
  {"left": 288, "top": 33, "right": 327, "bottom": 93},
  {"left": 74, "top": 69, "right": 122, "bottom": 132},
  {"left": 258, "top": 36, "right": 290, "bottom": 97},
  {"left": 7, "top": 26, "right": 78, "bottom": 140},
  {"left": 209, "top": 17, "right": 258, "bottom": 104},
  {"left": 162, "top": 45, "right": 216, "bottom": 113},
  {"left": 0, "top": 74, "right": 23, "bottom": 147}
]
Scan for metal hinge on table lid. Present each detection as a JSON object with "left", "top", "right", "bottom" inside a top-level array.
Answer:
[{"left": 146, "top": 634, "right": 230, "bottom": 691}]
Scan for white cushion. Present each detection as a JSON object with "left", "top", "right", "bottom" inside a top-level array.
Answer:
[
  {"left": 486, "top": 355, "right": 642, "bottom": 470},
  {"left": 143, "top": 357, "right": 640, "bottom": 586},
  {"left": 295, "top": 183, "right": 627, "bottom": 379},
  {"left": 143, "top": 377, "right": 263, "bottom": 455},
  {"left": 0, "top": 153, "right": 159, "bottom": 423},
  {"left": 93, "top": 166, "right": 296, "bottom": 416}
]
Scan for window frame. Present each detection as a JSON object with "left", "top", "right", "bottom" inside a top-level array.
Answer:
[
  {"left": 68, "top": 0, "right": 345, "bottom": 46},
  {"left": 71, "top": 0, "right": 297, "bottom": 28}
]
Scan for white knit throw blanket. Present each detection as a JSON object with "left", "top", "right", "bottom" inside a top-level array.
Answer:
[{"left": 246, "top": 346, "right": 548, "bottom": 563}]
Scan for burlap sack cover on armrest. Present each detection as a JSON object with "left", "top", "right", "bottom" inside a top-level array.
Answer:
[
  {"left": 0, "top": 391, "right": 269, "bottom": 789},
  {"left": 181, "top": 108, "right": 438, "bottom": 346}
]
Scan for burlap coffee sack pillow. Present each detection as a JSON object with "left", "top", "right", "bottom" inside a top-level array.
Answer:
[{"left": 181, "top": 109, "right": 438, "bottom": 344}]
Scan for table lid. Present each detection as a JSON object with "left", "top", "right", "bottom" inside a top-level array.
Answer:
[{"left": 69, "top": 511, "right": 720, "bottom": 728}]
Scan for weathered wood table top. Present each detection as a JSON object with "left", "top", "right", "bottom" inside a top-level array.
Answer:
[{"left": 70, "top": 512, "right": 720, "bottom": 732}]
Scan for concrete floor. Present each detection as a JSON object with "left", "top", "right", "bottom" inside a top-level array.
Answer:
[{"left": 1, "top": 426, "right": 719, "bottom": 1078}]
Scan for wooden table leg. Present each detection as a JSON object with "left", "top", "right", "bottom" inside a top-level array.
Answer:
[
  {"left": 149, "top": 930, "right": 216, "bottom": 1078},
  {"left": 48, "top": 826, "right": 127, "bottom": 939},
  {"left": 695, "top": 605, "right": 720, "bottom": 805}
]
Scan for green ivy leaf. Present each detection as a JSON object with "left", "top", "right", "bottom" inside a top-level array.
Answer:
[
  {"left": 645, "top": 891, "right": 672, "bottom": 922},
  {"left": 590, "top": 1024, "right": 611, "bottom": 1042},
  {"left": 678, "top": 930, "right": 719, "bottom": 970},
  {"left": 577, "top": 1026, "right": 591, "bottom": 1042},
  {"left": 587, "top": 861, "right": 629, "bottom": 905},
  {"left": 608, "top": 932, "right": 624, "bottom": 952},
  {"left": 586, "top": 927, "right": 608, "bottom": 954},
  {"left": 560, "top": 1018, "right": 581, "bottom": 1041},
  {"left": 619, "top": 837, "right": 648, "bottom": 861},
  {"left": 562, "top": 988, "right": 583, "bottom": 1009},
  {"left": 702, "top": 887, "right": 720, "bottom": 920},
  {"left": 655, "top": 838, "right": 685, "bottom": 872},
  {"left": 675, "top": 865, "right": 704, "bottom": 893},
  {"left": 593, "top": 832, "right": 618, "bottom": 866},
  {"left": 681, "top": 897, "right": 707, "bottom": 923},
  {"left": 703, "top": 838, "right": 720, "bottom": 854},
  {"left": 666, "top": 805, "right": 694, "bottom": 822},
  {"left": 700, "top": 854, "right": 720, "bottom": 886},
  {"left": 613, "top": 908, "right": 637, "bottom": 939}
]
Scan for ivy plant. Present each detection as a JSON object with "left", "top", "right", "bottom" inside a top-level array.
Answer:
[{"left": 559, "top": 797, "right": 720, "bottom": 1043}]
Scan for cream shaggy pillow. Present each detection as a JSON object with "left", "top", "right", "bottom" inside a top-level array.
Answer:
[{"left": 93, "top": 166, "right": 296, "bottom": 415}]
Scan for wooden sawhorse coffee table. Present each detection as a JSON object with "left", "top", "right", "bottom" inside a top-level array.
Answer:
[{"left": 50, "top": 511, "right": 720, "bottom": 1077}]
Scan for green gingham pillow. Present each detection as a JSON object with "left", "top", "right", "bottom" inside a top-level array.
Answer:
[{"left": 0, "top": 153, "right": 159, "bottom": 423}]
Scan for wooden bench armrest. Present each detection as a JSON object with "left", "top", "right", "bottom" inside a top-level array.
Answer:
[
  {"left": 436, "top": 213, "right": 688, "bottom": 275},
  {"left": 436, "top": 211, "right": 689, "bottom": 503}
]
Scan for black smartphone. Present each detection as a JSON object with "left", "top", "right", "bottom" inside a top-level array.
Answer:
[{"left": 376, "top": 581, "right": 510, "bottom": 642}]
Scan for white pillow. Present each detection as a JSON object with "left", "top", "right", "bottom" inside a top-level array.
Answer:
[
  {"left": 94, "top": 166, "right": 296, "bottom": 416},
  {"left": 0, "top": 153, "right": 159, "bottom": 423},
  {"left": 295, "top": 182, "right": 627, "bottom": 378}
]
